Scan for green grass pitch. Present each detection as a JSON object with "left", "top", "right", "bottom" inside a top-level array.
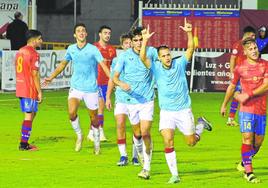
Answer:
[{"left": 0, "top": 90, "right": 267, "bottom": 187}]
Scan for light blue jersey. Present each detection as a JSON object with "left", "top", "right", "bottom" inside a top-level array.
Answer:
[
  {"left": 151, "top": 55, "right": 191, "bottom": 111},
  {"left": 114, "top": 47, "right": 158, "bottom": 104},
  {"left": 65, "top": 43, "right": 104, "bottom": 93},
  {"left": 110, "top": 57, "right": 129, "bottom": 103}
]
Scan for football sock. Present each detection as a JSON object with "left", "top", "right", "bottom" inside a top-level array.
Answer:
[
  {"left": 98, "top": 114, "right": 104, "bottom": 128},
  {"left": 132, "top": 140, "right": 138, "bottom": 159},
  {"left": 133, "top": 134, "right": 143, "bottom": 156},
  {"left": 20, "top": 120, "right": 32, "bottom": 144},
  {"left": 229, "top": 99, "right": 238, "bottom": 118},
  {"left": 117, "top": 138, "right": 127, "bottom": 157},
  {"left": 241, "top": 144, "right": 254, "bottom": 173},
  {"left": 70, "top": 116, "right": 82, "bottom": 139},
  {"left": 165, "top": 148, "right": 178, "bottom": 176}
]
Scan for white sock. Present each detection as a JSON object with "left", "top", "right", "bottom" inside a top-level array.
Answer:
[
  {"left": 132, "top": 142, "right": 138, "bottom": 159},
  {"left": 133, "top": 135, "right": 143, "bottom": 156},
  {"left": 118, "top": 143, "right": 127, "bottom": 157},
  {"left": 92, "top": 126, "right": 100, "bottom": 148},
  {"left": 70, "top": 116, "right": 82, "bottom": 139},
  {"left": 143, "top": 140, "right": 152, "bottom": 171},
  {"left": 195, "top": 123, "right": 204, "bottom": 136},
  {"left": 165, "top": 150, "right": 178, "bottom": 176}
]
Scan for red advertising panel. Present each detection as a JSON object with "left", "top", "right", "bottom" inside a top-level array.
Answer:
[{"left": 142, "top": 9, "right": 240, "bottom": 49}]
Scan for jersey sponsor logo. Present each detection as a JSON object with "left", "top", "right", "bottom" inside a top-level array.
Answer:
[{"left": 232, "top": 49, "right": 238, "bottom": 55}]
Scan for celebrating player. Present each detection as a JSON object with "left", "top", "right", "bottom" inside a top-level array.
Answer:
[
  {"left": 106, "top": 33, "right": 140, "bottom": 166},
  {"left": 221, "top": 38, "right": 268, "bottom": 183},
  {"left": 16, "top": 29, "right": 43, "bottom": 151},
  {"left": 139, "top": 20, "right": 213, "bottom": 184},
  {"left": 43, "top": 23, "right": 110, "bottom": 154},
  {"left": 113, "top": 27, "right": 158, "bottom": 179},
  {"left": 88, "top": 25, "right": 116, "bottom": 142}
]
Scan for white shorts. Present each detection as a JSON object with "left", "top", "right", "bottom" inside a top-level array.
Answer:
[
  {"left": 159, "top": 108, "right": 195, "bottom": 135},
  {"left": 127, "top": 101, "right": 154, "bottom": 125},
  {"left": 114, "top": 103, "right": 128, "bottom": 116},
  {"left": 68, "top": 88, "right": 99, "bottom": 110}
]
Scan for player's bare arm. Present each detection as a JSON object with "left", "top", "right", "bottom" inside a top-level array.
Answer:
[
  {"left": 229, "top": 55, "right": 236, "bottom": 79},
  {"left": 99, "top": 61, "right": 110, "bottom": 78},
  {"left": 32, "top": 70, "right": 42, "bottom": 103},
  {"left": 235, "top": 77, "right": 268, "bottom": 104},
  {"left": 113, "top": 71, "right": 130, "bottom": 91},
  {"left": 180, "top": 18, "right": 194, "bottom": 61},
  {"left": 140, "top": 25, "right": 155, "bottom": 68},
  {"left": 43, "top": 60, "right": 68, "bottom": 86},
  {"left": 220, "top": 83, "right": 236, "bottom": 117},
  {"left": 105, "top": 78, "right": 115, "bottom": 110}
]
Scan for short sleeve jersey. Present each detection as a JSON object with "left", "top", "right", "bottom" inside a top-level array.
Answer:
[
  {"left": 64, "top": 43, "right": 104, "bottom": 93},
  {"left": 151, "top": 55, "right": 191, "bottom": 111},
  {"left": 232, "top": 59, "right": 268, "bottom": 115},
  {"left": 94, "top": 42, "right": 116, "bottom": 85},
  {"left": 15, "top": 45, "right": 40, "bottom": 99},
  {"left": 114, "top": 47, "right": 158, "bottom": 104}
]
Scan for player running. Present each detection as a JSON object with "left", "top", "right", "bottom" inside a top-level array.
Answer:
[
  {"left": 16, "top": 30, "right": 43, "bottom": 151},
  {"left": 221, "top": 37, "right": 268, "bottom": 183},
  {"left": 106, "top": 33, "right": 140, "bottom": 166},
  {"left": 139, "top": 20, "right": 213, "bottom": 184},
  {"left": 43, "top": 23, "right": 110, "bottom": 154}
]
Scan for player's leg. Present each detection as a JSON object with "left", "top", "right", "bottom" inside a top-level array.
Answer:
[
  {"left": 227, "top": 81, "right": 241, "bottom": 126},
  {"left": 84, "top": 91, "right": 101, "bottom": 154},
  {"left": 159, "top": 110, "right": 180, "bottom": 183},
  {"left": 137, "top": 101, "right": 154, "bottom": 179},
  {"left": 19, "top": 98, "right": 38, "bottom": 151},
  {"left": 239, "top": 112, "right": 260, "bottom": 183},
  {"left": 68, "top": 96, "right": 82, "bottom": 152},
  {"left": 98, "top": 85, "right": 108, "bottom": 141},
  {"left": 253, "top": 114, "right": 266, "bottom": 157}
]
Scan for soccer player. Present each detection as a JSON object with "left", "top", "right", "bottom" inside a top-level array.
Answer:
[
  {"left": 227, "top": 26, "right": 256, "bottom": 126},
  {"left": 87, "top": 25, "right": 117, "bottom": 142},
  {"left": 139, "top": 20, "right": 212, "bottom": 184},
  {"left": 16, "top": 29, "right": 43, "bottom": 151},
  {"left": 106, "top": 34, "right": 140, "bottom": 166},
  {"left": 113, "top": 27, "right": 158, "bottom": 179},
  {"left": 221, "top": 38, "right": 268, "bottom": 183},
  {"left": 43, "top": 23, "right": 110, "bottom": 154}
]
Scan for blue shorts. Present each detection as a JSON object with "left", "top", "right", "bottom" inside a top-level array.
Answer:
[
  {"left": 19, "top": 98, "right": 38, "bottom": 113},
  {"left": 235, "top": 80, "right": 241, "bottom": 92},
  {"left": 98, "top": 85, "right": 108, "bottom": 102},
  {"left": 239, "top": 112, "right": 266, "bottom": 135}
]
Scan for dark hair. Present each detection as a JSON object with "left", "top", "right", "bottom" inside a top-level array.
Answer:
[
  {"left": 242, "top": 37, "right": 256, "bottom": 46},
  {"left": 120, "top": 33, "right": 131, "bottom": 45},
  {"left": 25, "top": 30, "right": 42, "bottom": 42},
  {"left": 130, "top": 26, "right": 144, "bottom": 39},
  {"left": 157, "top": 45, "right": 169, "bottom": 54},
  {"left": 14, "top": 11, "right": 22, "bottom": 19},
  {"left": 98, "top": 25, "right": 112, "bottom": 33},
  {"left": 73, "top": 23, "right": 87, "bottom": 33},
  {"left": 243, "top": 26, "right": 256, "bottom": 34}
]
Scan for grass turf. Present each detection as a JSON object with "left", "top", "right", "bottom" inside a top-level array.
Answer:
[{"left": 0, "top": 90, "right": 267, "bottom": 187}]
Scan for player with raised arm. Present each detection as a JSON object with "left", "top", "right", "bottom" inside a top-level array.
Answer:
[
  {"left": 139, "top": 19, "right": 212, "bottom": 184},
  {"left": 87, "top": 25, "right": 116, "bottom": 142},
  {"left": 113, "top": 27, "right": 158, "bottom": 179},
  {"left": 43, "top": 23, "right": 110, "bottom": 154},
  {"left": 106, "top": 34, "right": 140, "bottom": 166},
  {"left": 16, "top": 30, "right": 43, "bottom": 151},
  {"left": 221, "top": 38, "right": 268, "bottom": 183}
]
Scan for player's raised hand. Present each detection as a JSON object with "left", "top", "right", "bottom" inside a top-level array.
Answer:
[
  {"left": 179, "top": 17, "right": 192, "bottom": 33},
  {"left": 141, "top": 25, "right": 155, "bottom": 41}
]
